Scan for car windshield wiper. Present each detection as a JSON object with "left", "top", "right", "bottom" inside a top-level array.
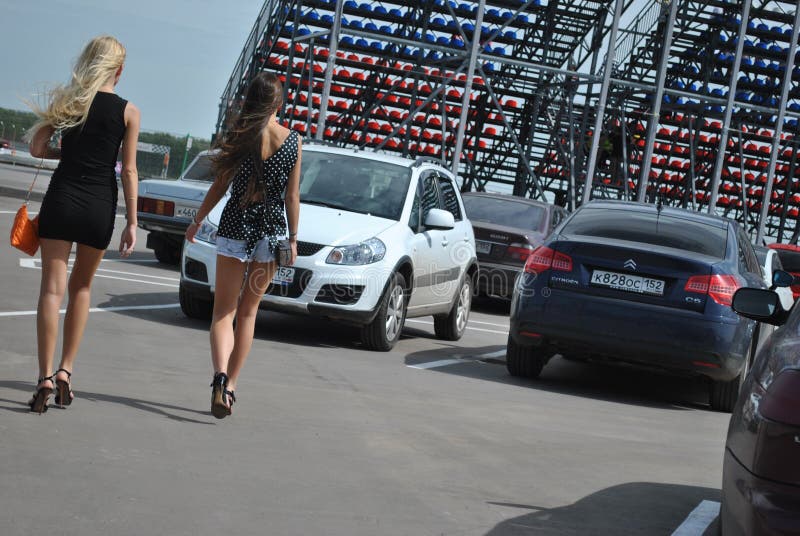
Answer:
[{"left": 301, "top": 198, "right": 371, "bottom": 215}]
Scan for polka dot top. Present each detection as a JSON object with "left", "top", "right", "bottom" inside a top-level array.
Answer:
[{"left": 217, "top": 130, "right": 299, "bottom": 256}]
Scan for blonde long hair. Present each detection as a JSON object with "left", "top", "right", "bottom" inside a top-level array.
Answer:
[{"left": 26, "top": 35, "right": 126, "bottom": 140}]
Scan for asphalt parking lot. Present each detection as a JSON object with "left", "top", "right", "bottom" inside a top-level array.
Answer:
[{"left": 0, "top": 163, "right": 726, "bottom": 535}]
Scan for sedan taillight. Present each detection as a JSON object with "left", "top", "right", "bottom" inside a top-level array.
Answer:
[
  {"left": 760, "top": 369, "right": 800, "bottom": 426},
  {"left": 505, "top": 243, "right": 534, "bottom": 262},
  {"left": 684, "top": 274, "right": 741, "bottom": 306},
  {"left": 524, "top": 246, "right": 573, "bottom": 274},
  {"left": 138, "top": 197, "right": 175, "bottom": 217}
]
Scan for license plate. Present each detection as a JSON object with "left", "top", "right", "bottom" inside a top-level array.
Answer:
[
  {"left": 476, "top": 240, "right": 492, "bottom": 254},
  {"left": 590, "top": 269, "right": 664, "bottom": 296},
  {"left": 175, "top": 205, "right": 198, "bottom": 219},
  {"left": 272, "top": 267, "right": 294, "bottom": 285}
]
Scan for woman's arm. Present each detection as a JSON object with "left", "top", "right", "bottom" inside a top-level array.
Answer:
[
  {"left": 185, "top": 174, "right": 230, "bottom": 243},
  {"left": 284, "top": 139, "right": 302, "bottom": 264},
  {"left": 118, "top": 102, "right": 141, "bottom": 256},
  {"left": 28, "top": 125, "right": 59, "bottom": 159}
]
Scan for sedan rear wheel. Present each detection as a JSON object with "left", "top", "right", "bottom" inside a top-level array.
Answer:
[{"left": 506, "top": 335, "right": 546, "bottom": 379}]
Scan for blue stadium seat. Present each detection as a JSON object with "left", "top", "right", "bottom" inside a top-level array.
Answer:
[
  {"left": 451, "top": 37, "right": 465, "bottom": 48},
  {"left": 374, "top": 5, "right": 387, "bottom": 15},
  {"left": 487, "top": 8, "right": 501, "bottom": 18},
  {"left": 379, "top": 25, "right": 393, "bottom": 35},
  {"left": 348, "top": 19, "right": 362, "bottom": 29},
  {"left": 321, "top": 14, "right": 333, "bottom": 24},
  {"left": 356, "top": 38, "right": 369, "bottom": 48},
  {"left": 437, "top": 36, "right": 450, "bottom": 45},
  {"left": 364, "top": 22, "right": 378, "bottom": 31},
  {"left": 344, "top": 0, "right": 357, "bottom": 9},
  {"left": 305, "top": 11, "right": 319, "bottom": 22},
  {"left": 370, "top": 41, "right": 383, "bottom": 50},
  {"left": 464, "top": 22, "right": 475, "bottom": 32},
  {"left": 389, "top": 8, "right": 403, "bottom": 18},
  {"left": 425, "top": 33, "right": 437, "bottom": 43},
  {"left": 297, "top": 27, "right": 311, "bottom": 36},
  {"left": 432, "top": 17, "right": 446, "bottom": 27},
  {"left": 358, "top": 3, "right": 372, "bottom": 13}
]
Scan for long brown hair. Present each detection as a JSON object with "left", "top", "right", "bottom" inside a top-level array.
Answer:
[{"left": 212, "top": 72, "right": 283, "bottom": 205}]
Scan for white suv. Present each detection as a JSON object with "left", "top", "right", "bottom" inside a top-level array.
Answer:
[{"left": 179, "top": 142, "right": 478, "bottom": 351}]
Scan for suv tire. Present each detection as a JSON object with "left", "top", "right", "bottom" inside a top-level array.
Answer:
[
  {"left": 434, "top": 275, "right": 472, "bottom": 341},
  {"left": 154, "top": 241, "right": 181, "bottom": 265},
  {"left": 506, "top": 335, "right": 546, "bottom": 378},
  {"left": 179, "top": 282, "right": 213, "bottom": 321},
  {"left": 361, "top": 272, "right": 407, "bottom": 351}
]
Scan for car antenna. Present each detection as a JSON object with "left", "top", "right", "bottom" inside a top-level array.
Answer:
[{"left": 656, "top": 193, "right": 663, "bottom": 232}]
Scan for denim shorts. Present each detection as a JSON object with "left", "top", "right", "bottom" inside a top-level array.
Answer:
[{"left": 216, "top": 236, "right": 276, "bottom": 263}]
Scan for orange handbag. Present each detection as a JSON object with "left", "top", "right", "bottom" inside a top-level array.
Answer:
[{"left": 10, "top": 160, "right": 43, "bottom": 256}]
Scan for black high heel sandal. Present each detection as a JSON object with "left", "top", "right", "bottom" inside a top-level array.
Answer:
[
  {"left": 29, "top": 375, "right": 54, "bottom": 414},
  {"left": 210, "top": 372, "right": 230, "bottom": 419},
  {"left": 54, "top": 368, "right": 74, "bottom": 408}
]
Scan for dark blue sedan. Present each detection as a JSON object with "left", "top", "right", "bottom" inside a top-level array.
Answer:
[{"left": 508, "top": 200, "right": 765, "bottom": 412}]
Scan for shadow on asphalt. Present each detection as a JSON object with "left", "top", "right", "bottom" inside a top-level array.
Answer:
[
  {"left": 0, "top": 380, "right": 214, "bottom": 424},
  {"left": 404, "top": 344, "right": 713, "bottom": 412},
  {"left": 472, "top": 294, "right": 512, "bottom": 316},
  {"left": 484, "top": 482, "right": 720, "bottom": 535}
]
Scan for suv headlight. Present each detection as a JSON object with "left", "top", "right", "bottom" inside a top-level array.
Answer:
[
  {"left": 326, "top": 238, "right": 386, "bottom": 265},
  {"left": 194, "top": 220, "right": 218, "bottom": 245}
]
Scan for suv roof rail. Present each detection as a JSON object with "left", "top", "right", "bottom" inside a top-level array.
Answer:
[
  {"left": 301, "top": 137, "right": 347, "bottom": 148},
  {"left": 412, "top": 156, "right": 447, "bottom": 168}
]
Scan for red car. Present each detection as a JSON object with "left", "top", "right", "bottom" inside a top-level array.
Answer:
[{"left": 767, "top": 243, "right": 800, "bottom": 299}]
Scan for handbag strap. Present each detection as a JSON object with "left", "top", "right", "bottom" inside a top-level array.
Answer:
[{"left": 24, "top": 158, "right": 45, "bottom": 205}]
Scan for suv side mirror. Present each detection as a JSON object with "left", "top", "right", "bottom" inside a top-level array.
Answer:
[
  {"left": 731, "top": 288, "right": 786, "bottom": 325},
  {"left": 772, "top": 269, "right": 795, "bottom": 289},
  {"left": 424, "top": 208, "right": 455, "bottom": 230}
]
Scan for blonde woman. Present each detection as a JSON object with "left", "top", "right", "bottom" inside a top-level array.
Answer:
[{"left": 25, "top": 35, "right": 140, "bottom": 413}]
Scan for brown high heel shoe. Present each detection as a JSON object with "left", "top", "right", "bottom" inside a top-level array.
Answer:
[
  {"left": 210, "top": 372, "right": 230, "bottom": 419},
  {"left": 29, "top": 375, "right": 54, "bottom": 414},
  {"left": 54, "top": 368, "right": 74, "bottom": 408}
]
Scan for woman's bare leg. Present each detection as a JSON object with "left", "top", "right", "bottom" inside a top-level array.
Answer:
[
  {"left": 57, "top": 243, "right": 105, "bottom": 381},
  {"left": 226, "top": 260, "right": 276, "bottom": 392},
  {"left": 210, "top": 255, "right": 247, "bottom": 375},
  {"left": 36, "top": 238, "right": 72, "bottom": 386}
]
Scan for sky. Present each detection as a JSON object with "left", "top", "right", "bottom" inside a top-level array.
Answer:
[{"left": 0, "top": 0, "right": 265, "bottom": 139}]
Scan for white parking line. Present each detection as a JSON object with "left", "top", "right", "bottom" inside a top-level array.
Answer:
[
  {"left": 19, "top": 258, "right": 179, "bottom": 287},
  {"left": 406, "top": 318, "right": 508, "bottom": 335},
  {"left": 0, "top": 303, "right": 180, "bottom": 318},
  {"left": 671, "top": 500, "right": 720, "bottom": 536},
  {"left": 408, "top": 359, "right": 465, "bottom": 369},
  {"left": 408, "top": 349, "right": 506, "bottom": 369},
  {"left": 466, "top": 319, "right": 509, "bottom": 328}
]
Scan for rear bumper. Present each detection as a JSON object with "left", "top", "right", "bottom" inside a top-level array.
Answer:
[
  {"left": 510, "top": 284, "right": 751, "bottom": 381},
  {"left": 475, "top": 260, "right": 520, "bottom": 298},
  {"left": 138, "top": 213, "right": 191, "bottom": 235},
  {"left": 721, "top": 448, "right": 800, "bottom": 535}
]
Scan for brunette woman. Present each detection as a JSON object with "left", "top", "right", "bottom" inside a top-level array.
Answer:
[{"left": 186, "top": 72, "right": 301, "bottom": 419}]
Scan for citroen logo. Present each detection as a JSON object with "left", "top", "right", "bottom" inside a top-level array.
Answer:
[{"left": 624, "top": 259, "right": 637, "bottom": 270}]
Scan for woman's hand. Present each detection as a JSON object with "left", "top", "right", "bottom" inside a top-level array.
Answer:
[
  {"left": 289, "top": 239, "right": 297, "bottom": 266},
  {"left": 185, "top": 220, "right": 199, "bottom": 243},
  {"left": 119, "top": 223, "right": 137, "bottom": 257}
]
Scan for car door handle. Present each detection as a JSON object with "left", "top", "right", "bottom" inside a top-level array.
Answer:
[{"left": 441, "top": 240, "right": 448, "bottom": 247}]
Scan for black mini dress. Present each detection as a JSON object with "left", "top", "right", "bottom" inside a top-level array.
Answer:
[{"left": 38, "top": 91, "right": 128, "bottom": 250}]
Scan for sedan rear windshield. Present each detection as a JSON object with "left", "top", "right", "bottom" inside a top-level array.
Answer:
[
  {"left": 299, "top": 151, "right": 411, "bottom": 220},
  {"left": 561, "top": 207, "right": 728, "bottom": 258},
  {"left": 462, "top": 196, "right": 547, "bottom": 231},
  {"left": 774, "top": 249, "right": 800, "bottom": 272},
  {"left": 182, "top": 154, "right": 213, "bottom": 182}
]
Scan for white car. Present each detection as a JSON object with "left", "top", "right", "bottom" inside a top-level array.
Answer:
[
  {"left": 137, "top": 150, "right": 215, "bottom": 264},
  {"left": 179, "top": 142, "right": 478, "bottom": 351},
  {"left": 754, "top": 245, "right": 795, "bottom": 311}
]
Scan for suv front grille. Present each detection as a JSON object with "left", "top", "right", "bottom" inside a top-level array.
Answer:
[{"left": 297, "top": 241, "right": 325, "bottom": 257}]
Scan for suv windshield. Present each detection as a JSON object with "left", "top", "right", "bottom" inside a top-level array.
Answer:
[
  {"left": 183, "top": 154, "right": 214, "bottom": 182},
  {"left": 562, "top": 207, "right": 728, "bottom": 258},
  {"left": 462, "top": 195, "right": 547, "bottom": 231},
  {"left": 299, "top": 151, "right": 411, "bottom": 220}
]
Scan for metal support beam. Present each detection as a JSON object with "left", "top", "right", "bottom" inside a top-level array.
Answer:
[
  {"left": 707, "top": 0, "right": 752, "bottom": 213},
  {"left": 451, "top": 0, "right": 486, "bottom": 180},
  {"left": 582, "top": 0, "right": 625, "bottom": 205},
  {"left": 315, "top": 0, "right": 344, "bottom": 140},
  {"left": 755, "top": 5, "right": 800, "bottom": 242},
  {"left": 635, "top": 0, "right": 679, "bottom": 202}
]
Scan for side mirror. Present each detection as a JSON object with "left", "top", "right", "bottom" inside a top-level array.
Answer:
[
  {"left": 424, "top": 208, "right": 455, "bottom": 230},
  {"left": 731, "top": 288, "right": 784, "bottom": 325},
  {"left": 772, "top": 269, "right": 795, "bottom": 289}
]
